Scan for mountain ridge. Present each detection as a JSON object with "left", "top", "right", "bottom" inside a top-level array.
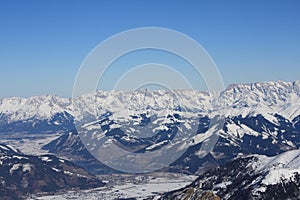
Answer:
[{"left": 0, "top": 80, "right": 299, "bottom": 133}]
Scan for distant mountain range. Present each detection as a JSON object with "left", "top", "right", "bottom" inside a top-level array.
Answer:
[{"left": 0, "top": 80, "right": 299, "bottom": 133}]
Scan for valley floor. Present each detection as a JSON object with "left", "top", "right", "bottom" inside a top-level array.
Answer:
[{"left": 28, "top": 172, "right": 196, "bottom": 200}]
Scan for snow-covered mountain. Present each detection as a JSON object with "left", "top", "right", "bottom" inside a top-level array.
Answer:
[
  {"left": 0, "top": 80, "right": 299, "bottom": 133},
  {"left": 1, "top": 80, "right": 300, "bottom": 174},
  {"left": 217, "top": 80, "right": 300, "bottom": 120},
  {"left": 0, "top": 95, "right": 70, "bottom": 121},
  {"left": 161, "top": 149, "right": 300, "bottom": 200},
  {"left": 0, "top": 95, "right": 74, "bottom": 133},
  {"left": 0, "top": 144, "right": 104, "bottom": 199}
]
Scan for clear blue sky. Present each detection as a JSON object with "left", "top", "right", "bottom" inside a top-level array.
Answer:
[{"left": 0, "top": 0, "right": 299, "bottom": 97}]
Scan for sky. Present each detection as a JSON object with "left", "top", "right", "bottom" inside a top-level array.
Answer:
[{"left": 0, "top": 0, "right": 299, "bottom": 97}]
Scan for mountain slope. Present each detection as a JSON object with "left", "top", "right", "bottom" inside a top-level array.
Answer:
[
  {"left": 169, "top": 113, "right": 300, "bottom": 174},
  {"left": 42, "top": 130, "right": 119, "bottom": 174},
  {"left": 44, "top": 112, "right": 300, "bottom": 175},
  {"left": 0, "top": 144, "right": 105, "bottom": 200},
  {"left": 161, "top": 149, "right": 300, "bottom": 200}
]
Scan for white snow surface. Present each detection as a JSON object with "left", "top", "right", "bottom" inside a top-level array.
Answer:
[
  {"left": 29, "top": 173, "right": 196, "bottom": 200},
  {"left": 251, "top": 149, "right": 300, "bottom": 186},
  {"left": 9, "top": 163, "right": 32, "bottom": 174}
]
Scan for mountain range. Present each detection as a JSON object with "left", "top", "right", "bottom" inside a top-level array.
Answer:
[
  {"left": 0, "top": 80, "right": 300, "bottom": 199},
  {"left": 0, "top": 80, "right": 299, "bottom": 133}
]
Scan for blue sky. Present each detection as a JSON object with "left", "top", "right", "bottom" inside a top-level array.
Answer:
[{"left": 0, "top": 0, "right": 299, "bottom": 97}]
